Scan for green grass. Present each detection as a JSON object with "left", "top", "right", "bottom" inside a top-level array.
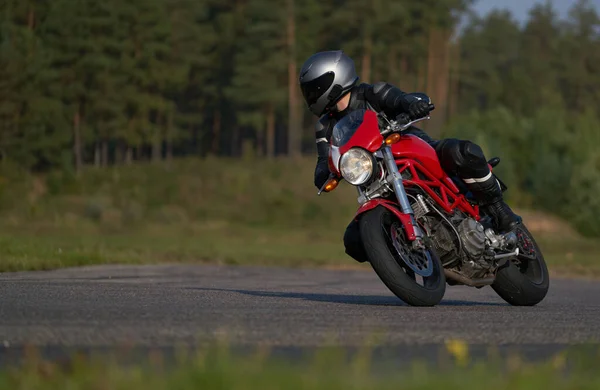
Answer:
[
  {"left": 0, "top": 223, "right": 355, "bottom": 272},
  {"left": 2, "top": 343, "right": 600, "bottom": 389},
  {"left": 1, "top": 222, "right": 599, "bottom": 277},
  {"left": 0, "top": 156, "right": 598, "bottom": 276}
]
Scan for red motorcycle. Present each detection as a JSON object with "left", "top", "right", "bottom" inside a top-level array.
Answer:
[{"left": 318, "top": 107, "right": 549, "bottom": 307}]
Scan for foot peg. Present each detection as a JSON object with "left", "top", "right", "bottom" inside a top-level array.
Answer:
[{"left": 494, "top": 247, "right": 519, "bottom": 260}]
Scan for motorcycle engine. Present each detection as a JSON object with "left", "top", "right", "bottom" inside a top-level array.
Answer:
[{"left": 457, "top": 218, "right": 487, "bottom": 260}]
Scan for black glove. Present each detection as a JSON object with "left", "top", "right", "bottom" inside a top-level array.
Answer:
[{"left": 408, "top": 100, "right": 431, "bottom": 120}]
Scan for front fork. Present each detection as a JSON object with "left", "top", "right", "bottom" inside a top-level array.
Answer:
[{"left": 381, "top": 145, "right": 424, "bottom": 243}]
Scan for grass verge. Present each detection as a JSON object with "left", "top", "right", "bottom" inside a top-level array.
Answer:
[
  {"left": 2, "top": 342, "right": 600, "bottom": 389},
  {"left": 0, "top": 157, "right": 597, "bottom": 276},
  {"left": 1, "top": 222, "right": 600, "bottom": 277}
]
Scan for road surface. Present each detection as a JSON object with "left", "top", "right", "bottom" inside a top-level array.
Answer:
[{"left": 1, "top": 264, "right": 599, "bottom": 350}]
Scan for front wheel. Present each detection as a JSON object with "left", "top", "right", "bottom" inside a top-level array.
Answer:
[
  {"left": 359, "top": 206, "right": 446, "bottom": 306},
  {"left": 491, "top": 224, "right": 550, "bottom": 306}
]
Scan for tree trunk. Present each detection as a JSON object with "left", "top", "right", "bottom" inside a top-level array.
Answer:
[
  {"left": 256, "top": 127, "right": 264, "bottom": 157},
  {"left": 101, "top": 140, "right": 109, "bottom": 167},
  {"left": 210, "top": 109, "right": 221, "bottom": 155},
  {"left": 372, "top": 63, "right": 380, "bottom": 84},
  {"left": 426, "top": 27, "right": 438, "bottom": 95},
  {"left": 166, "top": 109, "right": 174, "bottom": 162},
  {"left": 152, "top": 113, "right": 162, "bottom": 162},
  {"left": 152, "top": 137, "right": 161, "bottom": 162},
  {"left": 448, "top": 40, "right": 461, "bottom": 117},
  {"left": 399, "top": 55, "right": 409, "bottom": 89},
  {"left": 417, "top": 46, "right": 427, "bottom": 92},
  {"left": 232, "top": 125, "right": 240, "bottom": 157},
  {"left": 361, "top": 24, "right": 373, "bottom": 83},
  {"left": 387, "top": 46, "right": 397, "bottom": 88},
  {"left": 116, "top": 142, "right": 124, "bottom": 164},
  {"left": 423, "top": 27, "right": 439, "bottom": 134},
  {"left": 439, "top": 30, "right": 451, "bottom": 118},
  {"left": 286, "top": 0, "right": 301, "bottom": 158},
  {"left": 428, "top": 29, "right": 451, "bottom": 139},
  {"left": 27, "top": 8, "right": 35, "bottom": 30},
  {"left": 125, "top": 146, "right": 133, "bottom": 165},
  {"left": 94, "top": 142, "right": 101, "bottom": 167},
  {"left": 73, "top": 108, "right": 83, "bottom": 175},
  {"left": 266, "top": 104, "right": 275, "bottom": 159}
]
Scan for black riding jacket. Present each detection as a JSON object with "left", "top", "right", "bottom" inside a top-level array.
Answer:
[{"left": 314, "top": 82, "right": 435, "bottom": 189}]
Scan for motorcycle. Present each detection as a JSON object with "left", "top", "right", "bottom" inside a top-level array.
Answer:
[{"left": 318, "top": 106, "right": 549, "bottom": 307}]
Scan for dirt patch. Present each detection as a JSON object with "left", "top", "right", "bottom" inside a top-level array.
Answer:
[{"left": 516, "top": 208, "right": 577, "bottom": 237}]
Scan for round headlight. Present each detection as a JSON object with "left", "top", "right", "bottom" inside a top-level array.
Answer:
[{"left": 340, "top": 148, "right": 374, "bottom": 185}]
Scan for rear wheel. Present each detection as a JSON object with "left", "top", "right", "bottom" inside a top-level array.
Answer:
[
  {"left": 359, "top": 206, "right": 446, "bottom": 306},
  {"left": 491, "top": 224, "right": 549, "bottom": 306}
]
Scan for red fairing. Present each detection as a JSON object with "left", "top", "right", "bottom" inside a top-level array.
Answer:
[
  {"left": 339, "top": 110, "right": 383, "bottom": 155},
  {"left": 355, "top": 199, "right": 417, "bottom": 240},
  {"left": 327, "top": 109, "right": 382, "bottom": 177},
  {"left": 328, "top": 149, "right": 340, "bottom": 177}
]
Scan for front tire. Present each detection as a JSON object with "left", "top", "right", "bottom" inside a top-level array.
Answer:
[
  {"left": 359, "top": 206, "right": 446, "bottom": 306},
  {"left": 492, "top": 224, "right": 550, "bottom": 306}
]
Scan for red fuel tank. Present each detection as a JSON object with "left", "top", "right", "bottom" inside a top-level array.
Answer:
[{"left": 391, "top": 135, "right": 445, "bottom": 179}]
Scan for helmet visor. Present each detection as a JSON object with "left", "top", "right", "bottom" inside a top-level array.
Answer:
[{"left": 300, "top": 72, "right": 335, "bottom": 107}]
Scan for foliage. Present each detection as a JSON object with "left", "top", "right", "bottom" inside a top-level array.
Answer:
[
  {"left": 445, "top": 0, "right": 600, "bottom": 235},
  {"left": 1, "top": 0, "right": 600, "bottom": 236}
]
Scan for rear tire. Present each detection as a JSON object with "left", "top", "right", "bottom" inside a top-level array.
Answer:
[
  {"left": 491, "top": 224, "right": 549, "bottom": 306},
  {"left": 359, "top": 206, "right": 446, "bottom": 307}
]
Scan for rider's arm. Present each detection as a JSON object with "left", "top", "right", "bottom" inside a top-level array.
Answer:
[
  {"left": 314, "top": 118, "right": 331, "bottom": 189},
  {"left": 366, "top": 82, "right": 436, "bottom": 144},
  {"left": 366, "top": 82, "right": 430, "bottom": 119}
]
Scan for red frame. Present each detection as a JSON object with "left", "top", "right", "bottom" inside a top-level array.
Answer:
[
  {"left": 396, "top": 159, "right": 480, "bottom": 218},
  {"left": 330, "top": 110, "right": 487, "bottom": 241}
]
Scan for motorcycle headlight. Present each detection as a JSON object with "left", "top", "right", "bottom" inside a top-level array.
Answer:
[{"left": 340, "top": 148, "right": 374, "bottom": 186}]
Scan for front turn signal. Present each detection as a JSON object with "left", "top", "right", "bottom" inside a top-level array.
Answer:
[
  {"left": 324, "top": 178, "right": 339, "bottom": 192},
  {"left": 385, "top": 133, "right": 401, "bottom": 145}
]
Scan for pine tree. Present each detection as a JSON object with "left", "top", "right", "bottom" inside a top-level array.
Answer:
[
  {"left": 226, "top": 0, "right": 287, "bottom": 158},
  {"left": 3, "top": 0, "right": 75, "bottom": 170},
  {"left": 560, "top": 0, "right": 600, "bottom": 112},
  {"left": 457, "top": 10, "right": 522, "bottom": 112}
]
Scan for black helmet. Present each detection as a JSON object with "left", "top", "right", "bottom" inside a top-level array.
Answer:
[{"left": 298, "top": 50, "right": 359, "bottom": 117}]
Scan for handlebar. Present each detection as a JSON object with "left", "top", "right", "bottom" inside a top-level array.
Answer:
[
  {"left": 395, "top": 114, "right": 429, "bottom": 131},
  {"left": 381, "top": 103, "right": 435, "bottom": 134}
]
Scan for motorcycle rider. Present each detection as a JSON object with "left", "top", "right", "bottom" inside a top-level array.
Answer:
[{"left": 298, "top": 50, "right": 522, "bottom": 263}]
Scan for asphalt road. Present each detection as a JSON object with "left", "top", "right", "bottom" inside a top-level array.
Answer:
[{"left": 1, "top": 264, "right": 599, "bottom": 350}]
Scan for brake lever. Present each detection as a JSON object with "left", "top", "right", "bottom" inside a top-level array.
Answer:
[
  {"left": 392, "top": 103, "right": 435, "bottom": 132},
  {"left": 400, "top": 115, "right": 430, "bottom": 131},
  {"left": 317, "top": 180, "right": 329, "bottom": 195}
]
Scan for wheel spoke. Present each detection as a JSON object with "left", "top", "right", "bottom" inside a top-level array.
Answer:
[{"left": 385, "top": 221, "right": 434, "bottom": 278}]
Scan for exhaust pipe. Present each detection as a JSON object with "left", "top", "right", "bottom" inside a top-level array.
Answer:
[{"left": 444, "top": 269, "right": 495, "bottom": 287}]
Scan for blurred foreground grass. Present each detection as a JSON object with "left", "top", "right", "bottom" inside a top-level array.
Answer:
[
  {"left": 0, "top": 157, "right": 598, "bottom": 276},
  {"left": 2, "top": 342, "right": 600, "bottom": 389}
]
